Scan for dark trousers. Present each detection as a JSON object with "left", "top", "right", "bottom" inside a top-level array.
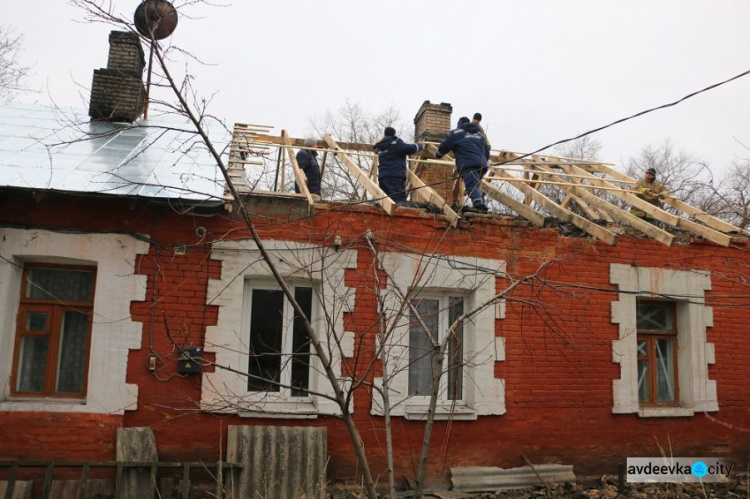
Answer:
[
  {"left": 379, "top": 176, "right": 407, "bottom": 203},
  {"left": 459, "top": 165, "right": 486, "bottom": 207}
]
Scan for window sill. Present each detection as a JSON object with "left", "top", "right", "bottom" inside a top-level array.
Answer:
[
  {"left": 237, "top": 400, "right": 319, "bottom": 420},
  {"left": 0, "top": 397, "right": 87, "bottom": 411},
  {"left": 404, "top": 404, "right": 477, "bottom": 421},
  {"left": 638, "top": 407, "right": 694, "bottom": 418}
]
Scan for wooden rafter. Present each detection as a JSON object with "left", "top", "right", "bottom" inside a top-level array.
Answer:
[
  {"left": 360, "top": 156, "right": 379, "bottom": 201},
  {"left": 586, "top": 162, "right": 750, "bottom": 238},
  {"left": 282, "top": 130, "right": 315, "bottom": 208},
  {"left": 231, "top": 123, "right": 747, "bottom": 245},
  {"left": 488, "top": 167, "right": 617, "bottom": 244},
  {"left": 561, "top": 163, "right": 732, "bottom": 246},
  {"left": 480, "top": 180, "right": 545, "bottom": 227},
  {"left": 324, "top": 134, "right": 396, "bottom": 215},
  {"left": 529, "top": 164, "right": 675, "bottom": 246}
]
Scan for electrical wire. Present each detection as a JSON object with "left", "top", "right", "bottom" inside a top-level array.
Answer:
[{"left": 509, "top": 66, "right": 750, "bottom": 163}]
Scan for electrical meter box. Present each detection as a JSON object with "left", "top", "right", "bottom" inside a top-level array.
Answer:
[{"left": 177, "top": 346, "right": 203, "bottom": 374}]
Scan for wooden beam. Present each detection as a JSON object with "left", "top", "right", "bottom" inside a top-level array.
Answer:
[
  {"left": 563, "top": 163, "right": 732, "bottom": 246},
  {"left": 488, "top": 168, "right": 617, "bottom": 244},
  {"left": 488, "top": 170, "right": 638, "bottom": 193},
  {"left": 407, "top": 170, "right": 461, "bottom": 227},
  {"left": 551, "top": 167, "right": 612, "bottom": 221},
  {"left": 523, "top": 172, "right": 540, "bottom": 206},
  {"left": 529, "top": 165, "right": 674, "bottom": 246},
  {"left": 256, "top": 133, "right": 375, "bottom": 153},
  {"left": 319, "top": 150, "right": 328, "bottom": 180},
  {"left": 283, "top": 130, "right": 315, "bottom": 208},
  {"left": 480, "top": 180, "right": 545, "bottom": 227},
  {"left": 324, "top": 134, "right": 396, "bottom": 215},
  {"left": 587, "top": 162, "right": 750, "bottom": 237},
  {"left": 361, "top": 155, "right": 378, "bottom": 201}
]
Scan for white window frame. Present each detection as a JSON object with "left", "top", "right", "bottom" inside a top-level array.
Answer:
[
  {"left": 203, "top": 240, "right": 357, "bottom": 418},
  {"left": 242, "top": 281, "right": 315, "bottom": 401},
  {"left": 610, "top": 264, "right": 718, "bottom": 418},
  {"left": 0, "top": 228, "right": 147, "bottom": 414},
  {"left": 406, "top": 292, "right": 467, "bottom": 404},
  {"left": 372, "top": 253, "right": 506, "bottom": 421}
]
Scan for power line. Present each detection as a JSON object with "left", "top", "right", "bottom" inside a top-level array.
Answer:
[{"left": 507, "top": 66, "right": 750, "bottom": 164}]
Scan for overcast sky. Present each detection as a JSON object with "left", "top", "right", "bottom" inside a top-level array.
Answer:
[{"left": 6, "top": 1, "right": 750, "bottom": 174}]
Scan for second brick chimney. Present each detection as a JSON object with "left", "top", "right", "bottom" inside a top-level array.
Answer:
[
  {"left": 89, "top": 31, "right": 146, "bottom": 122},
  {"left": 413, "top": 101, "right": 457, "bottom": 204}
]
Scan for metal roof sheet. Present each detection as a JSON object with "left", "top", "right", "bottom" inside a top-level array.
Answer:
[{"left": 0, "top": 102, "right": 227, "bottom": 201}]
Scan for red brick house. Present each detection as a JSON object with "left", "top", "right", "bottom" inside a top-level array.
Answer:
[{"left": 0, "top": 31, "right": 748, "bottom": 495}]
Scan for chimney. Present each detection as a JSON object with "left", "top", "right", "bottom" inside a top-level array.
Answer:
[
  {"left": 89, "top": 31, "right": 146, "bottom": 122},
  {"left": 413, "top": 101, "right": 457, "bottom": 204}
]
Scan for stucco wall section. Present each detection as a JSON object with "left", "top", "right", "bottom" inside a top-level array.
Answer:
[
  {"left": 0, "top": 228, "right": 148, "bottom": 414},
  {"left": 203, "top": 240, "right": 357, "bottom": 417},
  {"left": 610, "top": 263, "right": 717, "bottom": 416}
]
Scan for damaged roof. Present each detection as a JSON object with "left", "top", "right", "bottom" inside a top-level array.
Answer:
[{"left": 0, "top": 102, "right": 226, "bottom": 202}]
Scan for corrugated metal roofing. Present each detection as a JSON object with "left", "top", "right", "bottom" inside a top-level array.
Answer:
[{"left": 0, "top": 102, "right": 227, "bottom": 201}]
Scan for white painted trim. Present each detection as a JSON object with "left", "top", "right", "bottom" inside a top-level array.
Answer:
[
  {"left": 610, "top": 264, "right": 717, "bottom": 417},
  {"left": 372, "top": 253, "right": 506, "bottom": 419},
  {"left": 0, "top": 228, "right": 148, "bottom": 414},
  {"left": 202, "top": 240, "right": 356, "bottom": 417}
]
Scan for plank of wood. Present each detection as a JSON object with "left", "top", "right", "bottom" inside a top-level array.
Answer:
[
  {"left": 564, "top": 163, "right": 732, "bottom": 246},
  {"left": 319, "top": 150, "right": 328, "bottom": 180},
  {"left": 487, "top": 170, "right": 638, "bottom": 193},
  {"left": 406, "top": 170, "right": 461, "bottom": 227},
  {"left": 77, "top": 462, "right": 89, "bottom": 499},
  {"left": 523, "top": 172, "right": 539, "bottom": 206},
  {"left": 480, "top": 180, "right": 545, "bottom": 227},
  {"left": 4, "top": 462, "right": 17, "bottom": 499},
  {"left": 254, "top": 133, "right": 369, "bottom": 152},
  {"left": 324, "top": 135, "right": 396, "bottom": 215},
  {"left": 361, "top": 156, "right": 378, "bottom": 201},
  {"left": 546, "top": 166, "right": 611, "bottom": 220},
  {"left": 489, "top": 169, "right": 617, "bottom": 244},
  {"left": 181, "top": 463, "right": 190, "bottom": 499},
  {"left": 226, "top": 158, "right": 264, "bottom": 166},
  {"left": 532, "top": 165, "right": 675, "bottom": 246},
  {"left": 282, "top": 130, "right": 315, "bottom": 208},
  {"left": 215, "top": 461, "right": 224, "bottom": 499},
  {"left": 114, "top": 462, "right": 123, "bottom": 497},
  {"left": 588, "top": 162, "right": 749, "bottom": 236},
  {"left": 41, "top": 462, "right": 54, "bottom": 499}
]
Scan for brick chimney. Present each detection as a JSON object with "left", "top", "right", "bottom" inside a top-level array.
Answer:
[
  {"left": 89, "top": 31, "right": 146, "bottom": 122},
  {"left": 413, "top": 101, "right": 457, "bottom": 204}
]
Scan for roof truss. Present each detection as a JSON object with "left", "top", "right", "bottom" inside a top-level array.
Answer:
[{"left": 227, "top": 123, "right": 746, "bottom": 246}]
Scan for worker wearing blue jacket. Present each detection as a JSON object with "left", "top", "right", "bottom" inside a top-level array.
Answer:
[
  {"left": 373, "top": 127, "right": 423, "bottom": 203},
  {"left": 436, "top": 117, "right": 490, "bottom": 212},
  {"left": 294, "top": 137, "right": 321, "bottom": 198}
]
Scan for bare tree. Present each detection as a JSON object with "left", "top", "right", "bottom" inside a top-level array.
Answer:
[
  {"left": 625, "top": 138, "right": 712, "bottom": 209},
  {"left": 309, "top": 100, "right": 407, "bottom": 200},
  {"left": 554, "top": 135, "right": 602, "bottom": 161},
  {"left": 701, "top": 158, "right": 750, "bottom": 230},
  {"left": 0, "top": 26, "right": 30, "bottom": 101}
]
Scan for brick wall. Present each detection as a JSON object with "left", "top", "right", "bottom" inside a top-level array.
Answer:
[{"left": 1, "top": 190, "right": 749, "bottom": 487}]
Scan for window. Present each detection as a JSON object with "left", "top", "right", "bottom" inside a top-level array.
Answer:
[
  {"left": 246, "top": 284, "right": 312, "bottom": 398},
  {"left": 610, "top": 264, "right": 718, "bottom": 417},
  {"left": 372, "top": 253, "right": 507, "bottom": 420},
  {"left": 204, "top": 240, "right": 357, "bottom": 417},
  {"left": 636, "top": 301, "right": 678, "bottom": 405},
  {"left": 408, "top": 296, "right": 464, "bottom": 401},
  {"left": 12, "top": 265, "right": 96, "bottom": 397}
]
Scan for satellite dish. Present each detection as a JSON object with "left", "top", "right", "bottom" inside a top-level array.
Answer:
[{"left": 134, "top": 0, "right": 178, "bottom": 40}]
